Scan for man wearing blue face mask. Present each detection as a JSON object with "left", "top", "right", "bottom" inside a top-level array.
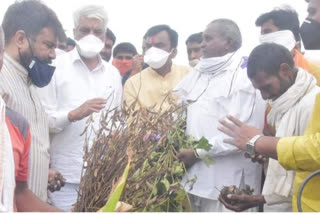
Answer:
[
  {"left": 0, "top": 0, "right": 66, "bottom": 206},
  {"left": 37, "top": 5, "right": 122, "bottom": 211},
  {"left": 123, "top": 25, "right": 190, "bottom": 112}
]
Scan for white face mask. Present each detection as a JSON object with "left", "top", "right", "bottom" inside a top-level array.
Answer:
[
  {"left": 189, "top": 59, "right": 200, "bottom": 68},
  {"left": 259, "top": 30, "right": 296, "bottom": 51},
  {"left": 144, "top": 47, "right": 172, "bottom": 69},
  {"left": 76, "top": 34, "right": 104, "bottom": 58}
]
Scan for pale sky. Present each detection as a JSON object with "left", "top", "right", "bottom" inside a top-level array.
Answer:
[{"left": 0, "top": 0, "right": 308, "bottom": 65}]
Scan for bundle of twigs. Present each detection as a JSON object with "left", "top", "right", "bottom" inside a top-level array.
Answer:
[{"left": 73, "top": 97, "right": 206, "bottom": 212}]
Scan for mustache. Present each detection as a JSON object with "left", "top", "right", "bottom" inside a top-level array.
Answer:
[{"left": 39, "top": 58, "right": 52, "bottom": 64}]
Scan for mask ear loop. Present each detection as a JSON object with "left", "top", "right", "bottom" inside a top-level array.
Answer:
[{"left": 25, "top": 37, "right": 37, "bottom": 69}]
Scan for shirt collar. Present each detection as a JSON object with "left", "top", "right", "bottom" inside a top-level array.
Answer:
[
  {"left": 70, "top": 48, "right": 104, "bottom": 72},
  {"left": 149, "top": 64, "right": 175, "bottom": 80},
  {"left": 4, "top": 52, "right": 32, "bottom": 85}
]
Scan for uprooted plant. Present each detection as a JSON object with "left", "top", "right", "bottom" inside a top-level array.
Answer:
[{"left": 73, "top": 95, "right": 214, "bottom": 212}]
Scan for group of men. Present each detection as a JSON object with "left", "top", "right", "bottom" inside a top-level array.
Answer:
[{"left": 0, "top": 0, "right": 320, "bottom": 212}]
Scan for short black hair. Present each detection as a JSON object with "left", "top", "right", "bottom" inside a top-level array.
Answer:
[
  {"left": 106, "top": 28, "right": 116, "bottom": 44},
  {"left": 185, "top": 32, "right": 203, "bottom": 45},
  {"left": 113, "top": 42, "right": 137, "bottom": 57},
  {"left": 67, "top": 37, "right": 76, "bottom": 47},
  {"left": 255, "top": 8, "right": 301, "bottom": 42},
  {"left": 247, "top": 43, "right": 294, "bottom": 78},
  {"left": 144, "top": 24, "right": 178, "bottom": 48},
  {"left": 2, "top": 0, "right": 65, "bottom": 45}
]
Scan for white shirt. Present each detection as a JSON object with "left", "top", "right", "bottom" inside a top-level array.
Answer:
[
  {"left": 177, "top": 55, "right": 266, "bottom": 200},
  {"left": 38, "top": 49, "right": 122, "bottom": 183}
]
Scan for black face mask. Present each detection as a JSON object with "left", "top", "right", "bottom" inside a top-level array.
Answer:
[{"left": 300, "top": 18, "right": 320, "bottom": 50}]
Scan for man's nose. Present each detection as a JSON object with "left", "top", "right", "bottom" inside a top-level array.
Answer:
[{"left": 50, "top": 48, "right": 56, "bottom": 60}]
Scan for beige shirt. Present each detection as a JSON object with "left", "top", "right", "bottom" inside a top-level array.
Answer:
[
  {"left": 123, "top": 64, "right": 190, "bottom": 112},
  {"left": 0, "top": 53, "right": 50, "bottom": 202}
]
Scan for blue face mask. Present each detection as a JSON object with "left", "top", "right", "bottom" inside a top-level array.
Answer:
[
  {"left": 28, "top": 58, "right": 56, "bottom": 88},
  {"left": 19, "top": 38, "right": 56, "bottom": 88}
]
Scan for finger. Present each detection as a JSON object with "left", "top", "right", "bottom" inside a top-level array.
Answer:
[
  {"left": 89, "top": 98, "right": 107, "bottom": 104},
  {"left": 219, "top": 195, "right": 239, "bottom": 211},
  {"left": 229, "top": 194, "right": 250, "bottom": 203},
  {"left": 219, "top": 119, "right": 237, "bottom": 133},
  {"left": 218, "top": 126, "right": 235, "bottom": 138},
  {"left": 90, "top": 106, "right": 106, "bottom": 112},
  {"left": 226, "top": 115, "right": 244, "bottom": 127},
  {"left": 91, "top": 103, "right": 106, "bottom": 110},
  {"left": 227, "top": 194, "right": 243, "bottom": 200}
]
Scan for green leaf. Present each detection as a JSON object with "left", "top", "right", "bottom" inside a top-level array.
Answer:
[
  {"left": 195, "top": 137, "right": 212, "bottom": 151},
  {"left": 174, "top": 189, "right": 187, "bottom": 202},
  {"left": 161, "top": 179, "right": 170, "bottom": 191},
  {"left": 99, "top": 161, "right": 130, "bottom": 212},
  {"left": 202, "top": 155, "right": 215, "bottom": 167}
]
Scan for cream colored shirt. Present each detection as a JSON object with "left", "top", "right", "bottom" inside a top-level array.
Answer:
[
  {"left": 123, "top": 64, "right": 190, "bottom": 112},
  {"left": 0, "top": 53, "right": 50, "bottom": 201}
]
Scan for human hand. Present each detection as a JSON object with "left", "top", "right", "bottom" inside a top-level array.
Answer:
[
  {"left": 218, "top": 115, "right": 262, "bottom": 151},
  {"left": 132, "top": 55, "right": 144, "bottom": 73},
  {"left": 219, "top": 193, "right": 265, "bottom": 212},
  {"left": 48, "top": 169, "right": 66, "bottom": 192},
  {"left": 244, "top": 152, "right": 268, "bottom": 164},
  {"left": 177, "top": 149, "right": 199, "bottom": 168},
  {"left": 68, "top": 98, "right": 107, "bottom": 121}
]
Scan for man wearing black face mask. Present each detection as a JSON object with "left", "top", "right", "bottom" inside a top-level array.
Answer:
[
  {"left": 300, "top": 0, "right": 320, "bottom": 50},
  {"left": 0, "top": 0, "right": 65, "bottom": 207}
]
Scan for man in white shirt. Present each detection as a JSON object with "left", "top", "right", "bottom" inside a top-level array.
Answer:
[
  {"left": 38, "top": 5, "right": 122, "bottom": 211},
  {"left": 219, "top": 43, "right": 320, "bottom": 212},
  {"left": 175, "top": 19, "right": 266, "bottom": 212}
]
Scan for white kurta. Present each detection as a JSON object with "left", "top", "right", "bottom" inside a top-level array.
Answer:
[
  {"left": 176, "top": 51, "right": 266, "bottom": 201},
  {"left": 38, "top": 49, "right": 122, "bottom": 184}
]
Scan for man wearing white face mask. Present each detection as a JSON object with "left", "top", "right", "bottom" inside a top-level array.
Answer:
[
  {"left": 38, "top": 5, "right": 122, "bottom": 211},
  {"left": 174, "top": 19, "right": 266, "bottom": 212},
  {"left": 256, "top": 7, "right": 320, "bottom": 85},
  {"left": 123, "top": 25, "right": 190, "bottom": 112}
]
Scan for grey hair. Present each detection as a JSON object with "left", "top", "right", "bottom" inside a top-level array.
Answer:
[
  {"left": 210, "top": 18, "right": 242, "bottom": 51},
  {"left": 73, "top": 5, "right": 108, "bottom": 30},
  {"left": 0, "top": 26, "right": 4, "bottom": 49}
]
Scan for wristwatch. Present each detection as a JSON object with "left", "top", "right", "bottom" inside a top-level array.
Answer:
[{"left": 246, "top": 135, "right": 262, "bottom": 155}]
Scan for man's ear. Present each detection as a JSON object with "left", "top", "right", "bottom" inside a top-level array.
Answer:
[
  {"left": 170, "top": 48, "right": 177, "bottom": 59},
  {"left": 279, "top": 63, "right": 293, "bottom": 80},
  {"left": 224, "top": 39, "right": 233, "bottom": 53},
  {"left": 14, "top": 30, "right": 28, "bottom": 49}
]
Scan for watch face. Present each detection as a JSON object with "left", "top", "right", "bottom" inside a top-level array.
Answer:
[{"left": 247, "top": 143, "right": 255, "bottom": 155}]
